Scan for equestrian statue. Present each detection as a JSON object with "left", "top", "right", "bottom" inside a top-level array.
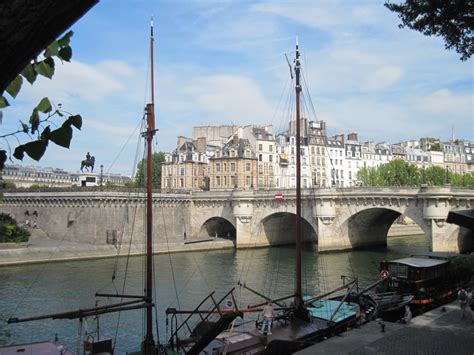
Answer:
[{"left": 81, "top": 152, "right": 95, "bottom": 172}]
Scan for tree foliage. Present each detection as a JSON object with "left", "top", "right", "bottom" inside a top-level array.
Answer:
[
  {"left": 385, "top": 0, "right": 474, "bottom": 61},
  {"left": 0, "top": 31, "right": 82, "bottom": 170},
  {"left": 135, "top": 152, "right": 166, "bottom": 189},
  {"left": 357, "top": 159, "right": 474, "bottom": 187},
  {"left": 0, "top": 213, "right": 30, "bottom": 243}
]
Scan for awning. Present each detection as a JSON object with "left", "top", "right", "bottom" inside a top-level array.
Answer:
[{"left": 446, "top": 209, "right": 474, "bottom": 230}]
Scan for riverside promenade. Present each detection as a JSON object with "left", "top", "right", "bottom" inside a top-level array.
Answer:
[
  {"left": 0, "top": 228, "right": 234, "bottom": 266},
  {"left": 296, "top": 300, "right": 474, "bottom": 355},
  {"left": 0, "top": 224, "right": 421, "bottom": 266}
]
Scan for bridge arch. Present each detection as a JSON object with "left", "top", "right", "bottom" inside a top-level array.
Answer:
[
  {"left": 257, "top": 212, "right": 316, "bottom": 246},
  {"left": 343, "top": 207, "right": 429, "bottom": 249},
  {"left": 198, "top": 217, "right": 236, "bottom": 241}
]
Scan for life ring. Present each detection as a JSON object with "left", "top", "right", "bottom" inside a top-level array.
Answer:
[{"left": 379, "top": 269, "right": 390, "bottom": 278}]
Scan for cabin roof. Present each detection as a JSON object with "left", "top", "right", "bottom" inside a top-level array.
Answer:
[{"left": 389, "top": 257, "right": 448, "bottom": 268}]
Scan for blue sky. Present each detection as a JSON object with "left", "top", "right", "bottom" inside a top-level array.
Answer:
[{"left": 3, "top": 0, "right": 473, "bottom": 176}]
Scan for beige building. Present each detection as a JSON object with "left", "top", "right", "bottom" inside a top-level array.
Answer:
[
  {"left": 162, "top": 140, "right": 212, "bottom": 191},
  {"left": 209, "top": 135, "right": 257, "bottom": 191}
]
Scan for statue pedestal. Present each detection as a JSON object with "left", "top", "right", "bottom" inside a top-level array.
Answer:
[{"left": 77, "top": 173, "right": 100, "bottom": 187}]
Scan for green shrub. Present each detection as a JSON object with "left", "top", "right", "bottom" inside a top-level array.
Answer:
[{"left": 0, "top": 213, "right": 30, "bottom": 243}]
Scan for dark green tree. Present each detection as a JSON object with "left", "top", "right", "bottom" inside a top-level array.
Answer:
[
  {"left": 423, "top": 166, "right": 446, "bottom": 185},
  {"left": 358, "top": 160, "right": 474, "bottom": 188},
  {"left": 0, "top": 213, "right": 30, "bottom": 243},
  {"left": 135, "top": 152, "right": 165, "bottom": 189},
  {"left": 385, "top": 0, "right": 474, "bottom": 61}
]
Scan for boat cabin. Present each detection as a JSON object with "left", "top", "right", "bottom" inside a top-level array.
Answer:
[
  {"left": 380, "top": 255, "right": 459, "bottom": 307},
  {"left": 381, "top": 256, "right": 449, "bottom": 283}
]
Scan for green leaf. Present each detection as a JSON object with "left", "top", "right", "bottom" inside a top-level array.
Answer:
[
  {"left": 29, "top": 109, "right": 39, "bottom": 134},
  {"left": 13, "top": 146, "right": 25, "bottom": 160},
  {"left": 67, "top": 115, "right": 82, "bottom": 130},
  {"left": 40, "top": 126, "right": 51, "bottom": 141},
  {"left": 35, "top": 57, "right": 55, "bottom": 79},
  {"left": 20, "top": 121, "right": 29, "bottom": 133},
  {"left": 49, "top": 125, "right": 73, "bottom": 148},
  {"left": 44, "top": 40, "right": 59, "bottom": 57},
  {"left": 21, "top": 64, "right": 37, "bottom": 84},
  {"left": 35, "top": 97, "right": 52, "bottom": 113},
  {"left": 0, "top": 150, "right": 6, "bottom": 170},
  {"left": 0, "top": 96, "right": 10, "bottom": 109},
  {"left": 22, "top": 140, "right": 48, "bottom": 161},
  {"left": 58, "top": 46, "right": 72, "bottom": 62},
  {"left": 57, "top": 30, "right": 73, "bottom": 47},
  {"left": 6, "top": 75, "right": 23, "bottom": 98}
]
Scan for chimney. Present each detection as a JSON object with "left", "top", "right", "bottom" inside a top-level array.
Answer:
[
  {"left": 348, "top": 133, "right": 358, "bottom": 141},
  {"left": 233, "top": 134, "right": 239, "bottom": 145}
]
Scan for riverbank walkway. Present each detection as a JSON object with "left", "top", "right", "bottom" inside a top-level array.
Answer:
[
  {"left": 0, "top": 224, "right": 421, "bottom": 266},
  {"left": 0, "top": 228, "right": 235, "bottom": 266},
  {"left": 296, "top": 300, "right": 474, "bottom": 354}
]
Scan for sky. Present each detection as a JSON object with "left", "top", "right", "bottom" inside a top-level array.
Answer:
[{"left": 3, "top": 0, "right": 473, "bottom": 176}]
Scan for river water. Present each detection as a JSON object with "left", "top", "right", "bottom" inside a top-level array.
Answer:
[{"left": 0, "top": 235, "right": 429, "bottom": 353}]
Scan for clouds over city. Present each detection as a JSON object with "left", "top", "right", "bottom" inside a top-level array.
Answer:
[{"left": 5, "top": 0, "right": 471, "bottom": 174}]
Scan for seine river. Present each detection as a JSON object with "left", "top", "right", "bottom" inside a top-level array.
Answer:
[{"left": 0, "top": 235, "right": 429, "bottom": 353}]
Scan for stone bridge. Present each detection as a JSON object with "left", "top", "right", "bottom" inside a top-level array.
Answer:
[{"left": 1, "top": 186, "right": 472, "bottom": 253}]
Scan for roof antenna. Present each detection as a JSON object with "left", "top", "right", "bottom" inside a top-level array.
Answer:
[{"left": 285, "top": 53, "right": 294, "bottom": 79}]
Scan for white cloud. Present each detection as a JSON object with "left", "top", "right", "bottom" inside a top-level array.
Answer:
[
  {"left": 416, "top": 90, "right": 473, "bottom": 115},
  {"left": 363, "top": 66, "right": 403, "bottom": 91},
  {"left": 181, "top": 74, "right": 275, "bottom": 124},
  {"left": 19, "top": 60, "right": 135, "bottom": 106}
]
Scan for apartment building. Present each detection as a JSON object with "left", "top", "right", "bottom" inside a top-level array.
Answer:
[
  {"left": 209, "top": 135, "right": 257, "bottom": 191},
  {"left": 344, "top": 133, "right": 363, "bottom": 187}
]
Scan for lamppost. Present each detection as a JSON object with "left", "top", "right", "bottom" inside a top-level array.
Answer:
[{"left": 100, "top": 164, "right": 104, "bottom": 186}]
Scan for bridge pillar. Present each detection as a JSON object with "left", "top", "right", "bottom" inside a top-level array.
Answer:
[
  {"left": 423, "top": 197, "right": 459, "bottom": 252},
  {"left": 233, "top": 202, "right": 255, "bottom": 248},
  {"left": 313, "top": 199, "right": 350, "bottom": 251}
]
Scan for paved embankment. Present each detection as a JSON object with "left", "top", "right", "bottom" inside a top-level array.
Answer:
[
  {"left": 296, "top": 301, "right": 474, "bottom": 355},
  {"left": 0, "top": 230, "right": 234, "bottom": 266},
  {"left": 0, "top": 224, "right": 422, "bottom": 266}
]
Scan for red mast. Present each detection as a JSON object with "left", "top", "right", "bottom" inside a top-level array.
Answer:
[
  {"left": 294, "top": 38, "right": 303, "bottom": 311},
  {"left": 142, "top": 16, "right": 157, "bottom": 354}
]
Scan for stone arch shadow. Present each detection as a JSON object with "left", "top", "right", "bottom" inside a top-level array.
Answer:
[
  {"left": 259, "top": 212, "right": 317, "bottom": 246},
  {"left": 344, "top": 207, "right": 429, "bottom": 250},
  {"left": 198, "top": 217, "right": 236, "bottom": 241}
]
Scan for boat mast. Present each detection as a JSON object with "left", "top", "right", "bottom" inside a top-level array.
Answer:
[
  {"left": 142, "top": 16, "right": 157, "bottom": 354},
  {"left": 294, "top": 38, "right": 303, "bottom": 310}
]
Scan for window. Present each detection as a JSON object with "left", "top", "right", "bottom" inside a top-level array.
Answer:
[
  {"left": 269, "top": 145, "right": 273, "bottom": 152},
  {"left": 246, "top": 176, "right": 251, "bottom": 185},
  {"left": 216, "top": 176, "right": 221, "bottom": 186},
  {"left": 291, "top": 147, "right": 295, "bottom": 155},
  {"left": 216, "top": 163, "right": 221, "bottom": 173},
  {"left": 246, "top": 163, "right": 251, "bottom": 172},
  {"left": 259, "top": 144, "right": 263, "bottom": 151},
  {"left": 311, "top": 146, "right": 315, "bottom": 154},
  {"left": 259, "top": 154, "right": 263, "bottom": 162},
  {"left": 223, "top": 163, "right": 227, "bottom": 172},
  {"left": 224, "top": 176, "right": 227, "bottom": 186},
  {"left": 269, "top": 155, "right": 273, "bottom": 162},
  {"left": 231, "top": 163, "right": 236, "bottom": 172},
  {"left": 231, "top": 175, "right": 236, "bottom": 187},
  {"left": 180, "top": 168, "right": 185, "bottom": 176}
]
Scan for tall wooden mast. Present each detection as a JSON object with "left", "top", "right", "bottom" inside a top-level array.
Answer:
[
  {"left": 142, "top": 16, "right": 157, "bottom": 354},
  {"left": 294, "top": 38, "right": 303, "bottom": 310}
]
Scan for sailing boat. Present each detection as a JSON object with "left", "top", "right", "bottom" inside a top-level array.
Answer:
[
  {"left": 2, "top": 19, "right": 161, "bottom": 355},
  {"left": 164, "top": 39, "right": 377, "bottom": 355}
]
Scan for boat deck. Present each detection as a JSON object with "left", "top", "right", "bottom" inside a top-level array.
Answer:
[{"left": 202, "top": 305, "right": 358, "bottom": 354}]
